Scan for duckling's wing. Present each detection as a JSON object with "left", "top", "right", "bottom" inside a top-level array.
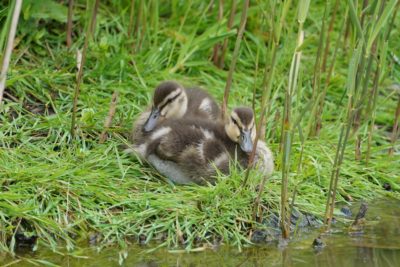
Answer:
[
  {"left": 186, "top": 88, "right": 220, "bottom": 120},
  {"left": 147, "top": 154, "right": 194, "bottom": 184}
]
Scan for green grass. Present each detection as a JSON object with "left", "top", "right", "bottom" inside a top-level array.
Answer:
[{"left": 0, "top": 0, "right": 399, "bottom": 254}]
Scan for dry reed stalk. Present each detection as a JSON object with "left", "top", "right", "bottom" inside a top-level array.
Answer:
[
  {"left": 133, "top": 0, "right": 144, "bottom": 53},
  {"left": 218, "top": 0, "right": 237, "bottom": 68},
  {"left": 212, "top": 0, "right": 224, "bottom": 66},
  {"left": 128, "top": 0, "right": 135, "bottom": 38},
  {"left": 366, "top": 65, "right": 380, "bottom": 164},
  {"left": 220, "top": 0, "right": 250, "bottom": 119},
  {"left": 280, "top": 0, "right": 309, "bottom": 239},
  {"left": 314, "top": 14, "right": 347, "bottom": 136},
  {"left": 70, "top": 0, "right": 100, "bottom": 138},
  {"left": 321, "top": 0, "right": 339, "bottom": 72},
  {"left": 243, "top": 0, "right": 293, "bottom": 187},
  {"left": 389, "top": 95, "right": 400, "bottom": 156},
  {"left": 99, "top": 91, "right": 119, "bottom": 144},
  {"left": 252, "top": 173, "right": 270, "bottom": 222},
  {"left": 309, "top": 2, "right": 328, "bottom": 137},
  {"left": 0, "top": 0, "right": 22, "bottom": 106},
  {"left": 67, "top": 0, "right": 74, "bottom": 48},
  {"left": 137, "top": 0, "right": 147, "bottom": 51}
]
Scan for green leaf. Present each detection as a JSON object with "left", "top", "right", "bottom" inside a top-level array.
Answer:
[
  {"left": 367, "top": 0, "right": 398, "bottom": 52},
  {"left": 23, "top": 0, "right": 68, "bottom": 23}
]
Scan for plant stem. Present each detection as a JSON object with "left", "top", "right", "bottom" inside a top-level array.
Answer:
[
  {"left": 389, "top": 95, "right": 400, "bottom": 156},
  {"left": 212, "top": 0, "right": 224, "bottom": 66},
  {"left": 314, "top": 13, "right": 347, "bottom": 136},
  {"left": 0, "top": 0, "right": 22, "bottom": 106},
  {"left": 128, "top": 0, "right": 135, "bottom": 38},
  {"left": 70, "top": 0, "right": 100, "bottom": 139},
  {"left": 321, "top": 0, "right": 339, "bottom": 72},
  {"left": 243, "top": 0, "right": 292, "bottom": 187},
  {"left": 218, "top": 0, "right": 237, "bottom": 68},
  {"left": 67, "top": 0, "right": 74, "bottom": 48},
  {"left": 221, "top": 0, "right": 250, "bottom": 119},
  {"left": 99, "top": 91, "right": 119, "bottom": 144},
  {"left": 366, "top": 65, "right": 380, "bottom": 164}
]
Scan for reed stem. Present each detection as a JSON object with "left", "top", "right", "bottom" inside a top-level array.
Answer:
[
  {"left": 67, "top": 0, "right": 74, "bottom": 48},
  {"left": 389, "top": 95, "right": 400, "bottom": 156},
  {"left": 70, "top": 0, "right": 100, "bottom": 139},
  {"left": 212, "top": 0, "right": 224, "bottom": 66},
  {"left": 0, "top": 0, "right": 22, "bottom": 106},
  {"left": 221, "top": 0, "right": 250, "bottom": 119},
  {"left": 321, "top": 0, "right": 339, "bottom": 72},
  {"left": 218, "top": 0, "right": 237, "bottom": 68},
  {"left": 99, "top": 91, "right": 119, "bottom": 144}
]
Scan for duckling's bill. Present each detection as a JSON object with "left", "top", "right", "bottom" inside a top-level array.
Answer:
[
  {"left": 240, "top": 129, "right": 253, "bottom": 153},
  {"left": 144, "top": 107, "right": 161, "bottom": 132}
]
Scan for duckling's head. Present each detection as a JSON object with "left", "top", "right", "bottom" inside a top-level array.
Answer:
[
  {"left": 144, "top": 81, "right": 188, "bottom": 132},
  {"left": 225, "top": 107, "right": 256, "bottom": 153}
]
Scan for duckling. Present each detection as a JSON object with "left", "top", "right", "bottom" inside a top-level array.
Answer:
[
  {"left": 139, "top": 107, "right": 274, "bottom": 185},
  {"left": 130, "top": 80, "right": 220, "bottom": 146}
]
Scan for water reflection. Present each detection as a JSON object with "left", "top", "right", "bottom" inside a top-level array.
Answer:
[{"left": 1, "top": 200, "right": 399, "bottom": 267}]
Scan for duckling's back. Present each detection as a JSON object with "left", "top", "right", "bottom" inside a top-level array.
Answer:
[
  {"left": 186, "top": 88, "right": 220, "bottom": 120},
  {"left": 144, "top": 119, "right": 231, "bottom": 184}
]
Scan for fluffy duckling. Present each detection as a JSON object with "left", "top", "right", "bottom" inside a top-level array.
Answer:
[
  {"left": 131, "top": 81, "right": 220, "bottom": 144},
  {"left": 137, "top": 107, "right": 274, "bottom": 185}
]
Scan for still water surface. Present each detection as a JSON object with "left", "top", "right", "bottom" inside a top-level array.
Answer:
[{"left": 1, "top": 200, "right": 399, "bottom": 267}]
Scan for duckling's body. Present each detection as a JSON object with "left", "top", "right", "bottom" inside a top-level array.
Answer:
[
  {"left": 138, "top": 108, "right": 274, "bottom": 185},
  {"left": 131, "top": 81, "right": 220, "bottom": 147}
]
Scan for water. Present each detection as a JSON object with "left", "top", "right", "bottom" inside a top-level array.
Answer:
[{"left": 1, "top": 200, "right": 399, "bottom": 267}]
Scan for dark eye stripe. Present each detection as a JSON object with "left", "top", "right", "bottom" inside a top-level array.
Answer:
[
  {"left": 231, "top": 116, "right": 240, "bottom": 127},
  {"left": 159, "top": 92, "right": 181, "bottom": 110}
]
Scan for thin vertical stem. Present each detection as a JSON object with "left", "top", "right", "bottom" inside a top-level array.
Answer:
[
  {"left": 128, "top": 0, "right": 135, "bottom": 38},
  {"left": 315, "top": 11, "right": 347, "bottom": 136},
  {"left": 221, "top": 0, "right": 250, "bottom": 119},
  {"left": 311, "top": 1, "right": 328, "bottom": 99},
  {"left": 280, "top": 0, "right": 309, "bottom": 239},
  {"left": 242, "top": 0, "right": 292, "bottom": 187},
  {"left": 321, "top": 0, "right": 339, "bottom": 72},
  {"left": 67, "top": 0, "right": 74, "bottom": 48},
  {"left": 366, "top": 65, "right": 380, "bottom": 164},
  {"left": 133, "top": 0, "right": 144, "bottom": 53},
  {"left": 70, "top": 0, "right": 100, "bottom": 138},
  {"left": 212, "top": 0, "right": 224, "bottom": 66},
  {"left": 137, "top": 1, "right": 147, "bottom": 51},
  {"left": 0, "top": 0, "right": 22, "bottom": 106},
  {"left": 252, "top": 46, "right": 260, "bottom": 111},
  {"left": 218, "top": 0, "right": 237, "bottom": 68},
  {"left": 389, "top": 95, "right": 400, "bottom": 156},
  {"left": 252, "top": 174, "right": 270, "bottom": 221},
  {"left": 99, "top": 91, "right": 119, "bottom": 144}
]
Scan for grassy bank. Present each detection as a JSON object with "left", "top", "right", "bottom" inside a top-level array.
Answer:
[{"left": 1, "top": 0, "right": 399, "bottom": 255}]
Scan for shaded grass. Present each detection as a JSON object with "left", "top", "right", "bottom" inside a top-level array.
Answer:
[{"left": 0, "top": 0, "right": 399, "bottom": 254}]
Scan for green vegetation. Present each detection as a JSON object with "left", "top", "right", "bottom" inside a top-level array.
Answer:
[{"left": 0, "top": 0, "right": 399, "bottom": 257}]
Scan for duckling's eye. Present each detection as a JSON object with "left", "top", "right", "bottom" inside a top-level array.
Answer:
[
  {"left": 166, "top": 93, "right": 181, "bottom": 105},
  {"left": 231, "top": 117, "right": 239, "bottom": 127}
]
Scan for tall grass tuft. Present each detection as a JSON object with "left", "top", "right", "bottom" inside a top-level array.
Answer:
[
  {"left": 243, "top": 0, "right": 292, "bottom": 188},
  {"left": 280, "top": 0, "right": 309, "bottom": 239},
  {"left": 324, "top": 0, "right": 398, "bottom": 229}
]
